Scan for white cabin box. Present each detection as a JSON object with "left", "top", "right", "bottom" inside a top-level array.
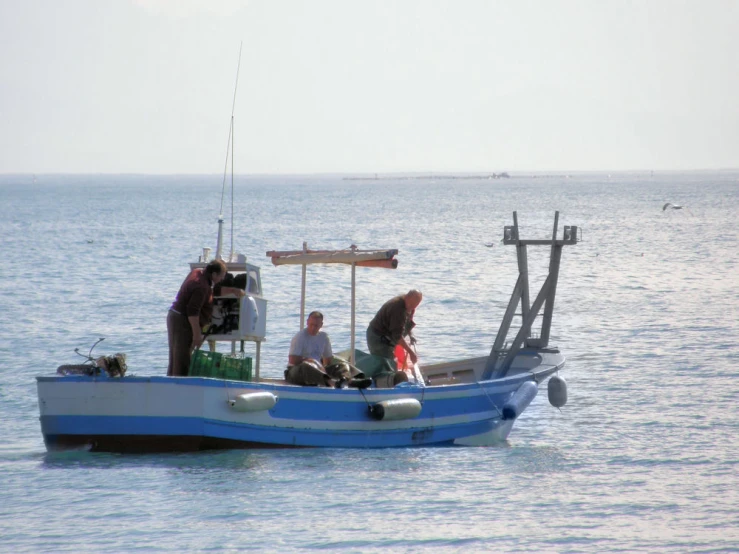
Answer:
[
  {"left": 189, "top": 260, "right": 268, "bottom": 344},
  {"left": 208, "top": 294, "right": 268, "bottom": 342}
]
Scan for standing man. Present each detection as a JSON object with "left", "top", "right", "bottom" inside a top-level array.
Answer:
[
  {"left": 167, "top": 259, "right": 244, "bottom": 377},
  {"left": 366, "top": 289, "right": 423, "bottom": 384}
]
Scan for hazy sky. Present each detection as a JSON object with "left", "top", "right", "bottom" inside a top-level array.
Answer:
[{"left": 1, "top": 0, "right": 737, "bottom": 174}]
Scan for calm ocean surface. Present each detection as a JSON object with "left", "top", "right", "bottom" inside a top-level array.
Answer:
[{"left": 0, "top": 171, "right": 737, "bottom": 553}]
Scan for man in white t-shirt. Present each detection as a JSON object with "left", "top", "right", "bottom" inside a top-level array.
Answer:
[
  {"left": 288, "top": 311, "right": 333, "bottom": 367},
  {"left": 285, "top": 311, "right": 371, "bottom": 389}
]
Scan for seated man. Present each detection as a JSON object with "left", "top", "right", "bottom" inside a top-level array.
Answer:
[{"left": 285, "top": 311, "right": 370, "bottom": 389}]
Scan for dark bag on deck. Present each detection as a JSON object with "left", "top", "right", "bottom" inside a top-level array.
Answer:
[{"left": 285, "top": 360, "right": 331, "bottom": 387}]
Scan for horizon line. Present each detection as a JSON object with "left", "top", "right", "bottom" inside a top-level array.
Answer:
[{"left": 2, "top": 167, "right": 738, "bottom": 177}]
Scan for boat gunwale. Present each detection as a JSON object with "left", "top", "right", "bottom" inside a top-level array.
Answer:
[{"left": 36, "top": 362, "right": 563, "bottom": 399}]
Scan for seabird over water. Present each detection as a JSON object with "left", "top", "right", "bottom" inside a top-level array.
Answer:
[{"left": 663, "top": 202, "right": 683, "bottom": 211}]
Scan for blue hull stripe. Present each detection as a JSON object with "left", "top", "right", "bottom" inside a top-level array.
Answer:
[{"left": 41, "top": 415, "right": 494, "bottom": 448}]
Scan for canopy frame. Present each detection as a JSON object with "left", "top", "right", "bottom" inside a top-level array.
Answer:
[{"left": 266, "top": 245, "right": 399, "bottom": 365}]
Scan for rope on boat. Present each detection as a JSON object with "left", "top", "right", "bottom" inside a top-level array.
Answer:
[
  {"left": 222, "top": 376, "right": 236, "bottom": 404},
  {"left": 475, "top": 380, "right": 504, "bottom": 419},
  {"left": 358, "top": 388, "right": 372, "bottom": 410}
]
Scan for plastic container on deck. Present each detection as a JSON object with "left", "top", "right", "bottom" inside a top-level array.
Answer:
[
  {"left": 189, "top": 350, "right": 221, "bottom": 377},
  {"left": 220, "top": 355, "right": 252, "bottom": 381},
  {"left": 189, "top": 350, "right": 252, "bottom": 381}
]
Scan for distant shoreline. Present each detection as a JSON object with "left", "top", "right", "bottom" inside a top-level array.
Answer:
[
  {"left": 1, "top": 168, "right": 737, "bottom": 183},
  {"left": 343, "top": 172, "right": 511, "bottom": 181}
]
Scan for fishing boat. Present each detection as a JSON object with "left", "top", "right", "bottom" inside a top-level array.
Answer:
[
  {"left": 36, "top": 48, "right": 579, "bottom": 451},
  {"left": 36, "top": 208, "right": 579, "bottom": 452}
]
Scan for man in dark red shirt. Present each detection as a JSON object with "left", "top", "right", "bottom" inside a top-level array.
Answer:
[{"left": 167, "top": 259, "right": 243, "bottom": 376}]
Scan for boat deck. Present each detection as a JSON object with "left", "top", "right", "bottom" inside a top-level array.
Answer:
[{"left": 421, "top": 349, "right": 564, "bottom": 385}]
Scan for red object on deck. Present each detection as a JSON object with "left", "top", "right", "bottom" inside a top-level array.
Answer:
[{"left": 394, "top": 344, "right": 409, "bottom": 369}]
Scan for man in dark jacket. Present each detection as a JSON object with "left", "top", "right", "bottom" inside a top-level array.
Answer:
[{"left": 366, "top": 289, "right": 422, "bottom": 386}]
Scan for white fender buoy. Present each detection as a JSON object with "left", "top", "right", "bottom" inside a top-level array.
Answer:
[
  {"left": 369, "top": 398, "right": 422, "bottom": 421},
  {"left": 548, "top": 375, "right": 568, "bottom": 408},
  {"left": 229, "top": 391, "right": 277, "bottom": 412},
  {"left": 501, "top": 380, "right": 538, "bottom": 420}
]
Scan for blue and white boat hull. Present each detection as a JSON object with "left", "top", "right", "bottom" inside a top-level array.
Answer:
[{"left": 36, "top": 351, "right": 564, "bottom": 452}]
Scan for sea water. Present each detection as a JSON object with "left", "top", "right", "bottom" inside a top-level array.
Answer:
[{"left": 0, "top": 171, "right": 737, "bottom": 552}]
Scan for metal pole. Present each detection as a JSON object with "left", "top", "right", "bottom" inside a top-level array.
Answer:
[
  {"left": 215, "top": 215, "right": 224, "bottom": 260},
  {"left": 350, "top": 263, "right": 356, "bottom": 365},
  {"left": 540, "top": 211, "right": 561, "bottom": 346},
  {"left": 512, "top": 212, "right": 530, "bottom": 320},
  {"left": 300, "top": 241, "right": 307, "bottom": 330},
  {"left": 255, "top": 341, "right": 261, "bottom": 380}
]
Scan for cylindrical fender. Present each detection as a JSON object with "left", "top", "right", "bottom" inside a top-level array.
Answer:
[
  {"left": 547, "top": 375, "right": 568, "bottom": 408},
  {"left": 501, "top": 380, "right": 539, "bottom": 420},
  {"left": 229, "top": 391, "right": 277, "bottom": 412},
  {"left": 369, "top": 398, "right": 422, "bottom": 421}
]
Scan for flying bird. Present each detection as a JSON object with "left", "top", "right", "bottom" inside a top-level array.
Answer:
[{"left": 663, "top": 202, "right": 683, "bottom": 211}]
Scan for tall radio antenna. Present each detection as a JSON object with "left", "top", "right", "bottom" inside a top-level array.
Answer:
[{"left": 216, "top": 42, "right": 243, "bottom": 261}]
